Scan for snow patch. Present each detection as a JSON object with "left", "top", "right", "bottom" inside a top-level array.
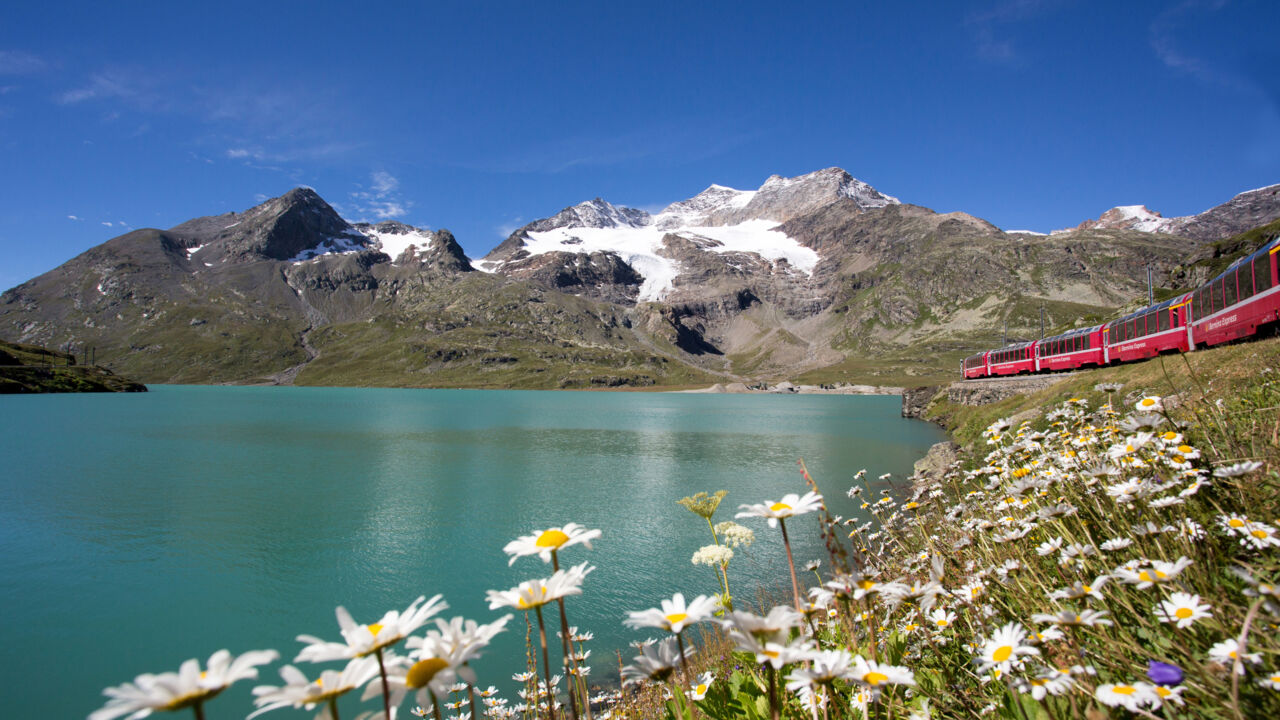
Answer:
[
  {"left": 517, "top": 219, "right": 817, "bottom": 302},
  {"left": 186, "top": 244, "right": 206, "bottom": 257},
  {"left": 289, "top": 233, "right": 368, "bottom": 262},
  {"left": 361, "top": 226, "right": 434, "bottom": 263}
]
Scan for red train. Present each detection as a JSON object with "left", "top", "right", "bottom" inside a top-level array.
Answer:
[{"left": 962, "top": 235, "right": 1280, "bottom": 379}]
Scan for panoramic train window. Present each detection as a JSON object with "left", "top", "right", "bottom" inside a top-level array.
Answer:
[
  {"left": 1255, "top": 253, "right": 1274, "bottom": 293},
  {"left": 1157, "top": 309, "right": 1168, "bottom": 332},
  {"left": 1225, "top": 270, "right": 1238, "bottom": 306},
  {"left": 1213, "top": 279, "right": 1224, "bottom": 312}
]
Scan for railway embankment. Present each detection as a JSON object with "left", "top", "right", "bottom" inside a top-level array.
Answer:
[{"left": 902, "top": 373, "right": 1072, "bottom": 419}]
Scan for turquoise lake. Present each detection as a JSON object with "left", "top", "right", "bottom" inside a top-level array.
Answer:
[{"left": 0, "top": 385, "right": 945, "bottom": 719}]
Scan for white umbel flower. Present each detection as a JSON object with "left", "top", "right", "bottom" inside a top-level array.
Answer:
[{"left": 691, "top": 545, "right": 734, "bottom": 566}]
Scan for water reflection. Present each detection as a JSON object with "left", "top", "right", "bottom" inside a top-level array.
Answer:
[{"left": 0, "top": 386, "right": 945, "bottom": 719}]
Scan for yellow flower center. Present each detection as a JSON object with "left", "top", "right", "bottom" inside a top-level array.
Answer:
[
  {"left": 864, "top": 672, "right": 888, "bottom": 686},
  {"left": 1228, "top": 518, "right": 1246, "bottom": 528},
  {"left": 936, "top": 620, "right": 948, "bottom": 627},
  {"left": 406, "top": 658, "right": 450, "bottom": 689},
  {"left": 695, "top": 684, "right": 708, "bottom": 694},
  {"left": 1083, "top": 585, "right": 1092, "bottom": 593},
  {"left": 517, "top": 587, "right": 549, "bottom": 609},
  {"left": 1175, "top": 607, "right": 1193, "bottom": 619},
  {"left": 1162, "top": 432, "right": 1178, "bottom": 441},
  {"left": 770, "top": 502, "right": 792, "bottom": 512},
  {"left": 1251, "top": 529, "right": 1270, "bottom": 539},
  {"left": 857, "top": 580, "right": 875, "bottom": 590},
  {"left": 1113, "top": 685, "right": 1136, "bottom": 696},
  {"left": 536, "top": 529, "right": 570, "bottom": 548},
  {"left": 1155, "top": 687, "right": 1172, "bottom": 697},
  {"left": 665, "top": 613, "right": 688, "bottom": 626},
  {"left": 1140, "top": 399, "right": 1156, "bottom": 407},
  {"left": 992, "top": 646, "right": 1013, "bottom": 662}
]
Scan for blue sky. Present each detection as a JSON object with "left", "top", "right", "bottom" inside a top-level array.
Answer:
[{"left": 1, "top": 0, "right": 1277, "bottom": 290}]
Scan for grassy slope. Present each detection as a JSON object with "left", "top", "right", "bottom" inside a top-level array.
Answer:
[{"left": 0, "top": 339, "right": 146, "bottom": 393}]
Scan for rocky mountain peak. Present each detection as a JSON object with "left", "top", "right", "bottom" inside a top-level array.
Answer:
[
  {"left": 1066, "top": 183, "right": 1280, "bottom": 241},
  {"left": 172, "top": 187, "right": 367, "bottom": 263},
  {"left": 1076, "top": 205, "right": 1171, "bottom": 233},
  {"left": 529, "top": 198, "right": 650, "bottom": 233},
  {"left": 726, "top": 167, "right": 897, "bottom": 226}
]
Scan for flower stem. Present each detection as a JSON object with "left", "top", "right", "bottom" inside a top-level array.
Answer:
[
  {"left": 780, "top": 518, "right": 803, "bottom": 612},
  {"left": 552, "top": 552, "right": 585, "bottom": 720},
  {"left": 767, "top": 666, "right": 780, "bottom": 720},
  {"left": 192, "top": 702, "right": 205, "bottom": 720},
  {"left": 375, "top": 647, "right": 392, "bottom": 720},
  {"left": 430, "top": 688, "right": 444, "bottom": 720},
  {"left": 534, "top": 604, "right": 558, "bottom": 720},
  {"left": 675, "top": 631, "right": 692, "bottom": 687},
  {"left": 328, "top": 697, "right": 341, "bottom": 720}
]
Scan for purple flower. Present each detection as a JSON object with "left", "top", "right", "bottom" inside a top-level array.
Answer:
[{"left": 1147, "top": 660, "right": 1183, "bottom": 686}]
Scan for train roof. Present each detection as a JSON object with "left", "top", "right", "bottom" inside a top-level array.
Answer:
[
  {"left": 1107, "top": 293, "right": 1192, "bottom": 326},
  {"left": 1043, "top": 324, "right": 1103, "bottom": 341},
  {"left": 995, "top": 340, "right": 1035, "bottom": 351}
]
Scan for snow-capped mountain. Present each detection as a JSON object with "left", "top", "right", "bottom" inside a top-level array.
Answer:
[
  {"left": 1074, "top": 205, "right": 1173, "bottom": 234},
  {"left": 1068, "top": 184, "right": 1280, "bottom": 240},
  {"left": 3, "top": 167, "right": 1277, "bottom": 388},
  {"left": 479, "top": 168, "right": 897, "bottom": 302}
]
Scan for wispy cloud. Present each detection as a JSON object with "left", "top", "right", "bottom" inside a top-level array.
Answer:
[
  {"left": 343, "top": 171, "right": 410, "bottom": 221},
  {"left": 1149, "top": 0, "right": 1251, "bottom": 93},
  {"left": 965, "top": 0, "right": 1066, "bottom": 64},
  {"left": 0, "top": 49, "right": 45, "bottom": 75},
  {"left": 67, "top": 215, "right": 80, "bottom": 221},
  {"left": 495, "top": 217, "right": 525, "bottom": 238},
  {"left": 56, "top": 68, "right": 169, "bottom": 109}
]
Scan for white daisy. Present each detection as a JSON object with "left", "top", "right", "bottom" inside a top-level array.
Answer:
[
  {"left": 1155, "top": 592, "right": 1212, "bottom": 628},
  {"left": 486, "top": 563, "right": 593, "bottom": 611},
  {"left": 250, "top": 656, "right": 381, "bottom": 719},
  {"left": 687, "top": 672, "right": 714, "bottom": 700},
  {"left": 1095, "top": 682, "right": 1159, "bottom": 712},
  {"left": 91, "top": 649, "right": 279, "bottom": 720},
  {"left": 975, "top": 622, "right": 1039, "bottom": 673},
  {"left": 503, "top": 523, "right": 601, "bottom": 565},
  {"left": 1208, "top": 638, "right": 1263, "bottom": 674},
  {"left": 735, "top": 491, "right": 824, "bottom": 528},
  {"left": 296, "top": 595, "right": 448, "bottom": 662},
  {"left": 624, "top": 592, "right": 719, "bottom": 634}
]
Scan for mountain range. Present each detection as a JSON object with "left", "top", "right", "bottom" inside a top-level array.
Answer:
[{"left": 2, "top": 168, "right": 1278, "bottom": 388}]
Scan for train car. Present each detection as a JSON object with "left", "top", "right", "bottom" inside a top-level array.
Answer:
[
  {"left": 1190, "top": 236, "right": 1280, "bottom": 348},
  {"left": 959, "top": 233, "right": 1280, "bottom": 381},
  {"left": 1104, "top": 293, "right": 1193, "bottom": 363},
  {"left": 962, "top": 351, "right": 990, "bottom": 379},
  {"left": 987, "top": 341, "right": 1036, "bottom": 376},
  {"left": 1036, "top": 324, "right": 1107, "bottom": 372}
]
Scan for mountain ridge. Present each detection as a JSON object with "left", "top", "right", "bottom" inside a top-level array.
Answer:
[{"left": 2, "top": 169, "right": 1278, "bottom": 388}]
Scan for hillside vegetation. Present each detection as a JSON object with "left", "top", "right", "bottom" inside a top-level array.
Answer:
[{"left": 0, "top": 338, "right": 146, "bottom": 393}]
